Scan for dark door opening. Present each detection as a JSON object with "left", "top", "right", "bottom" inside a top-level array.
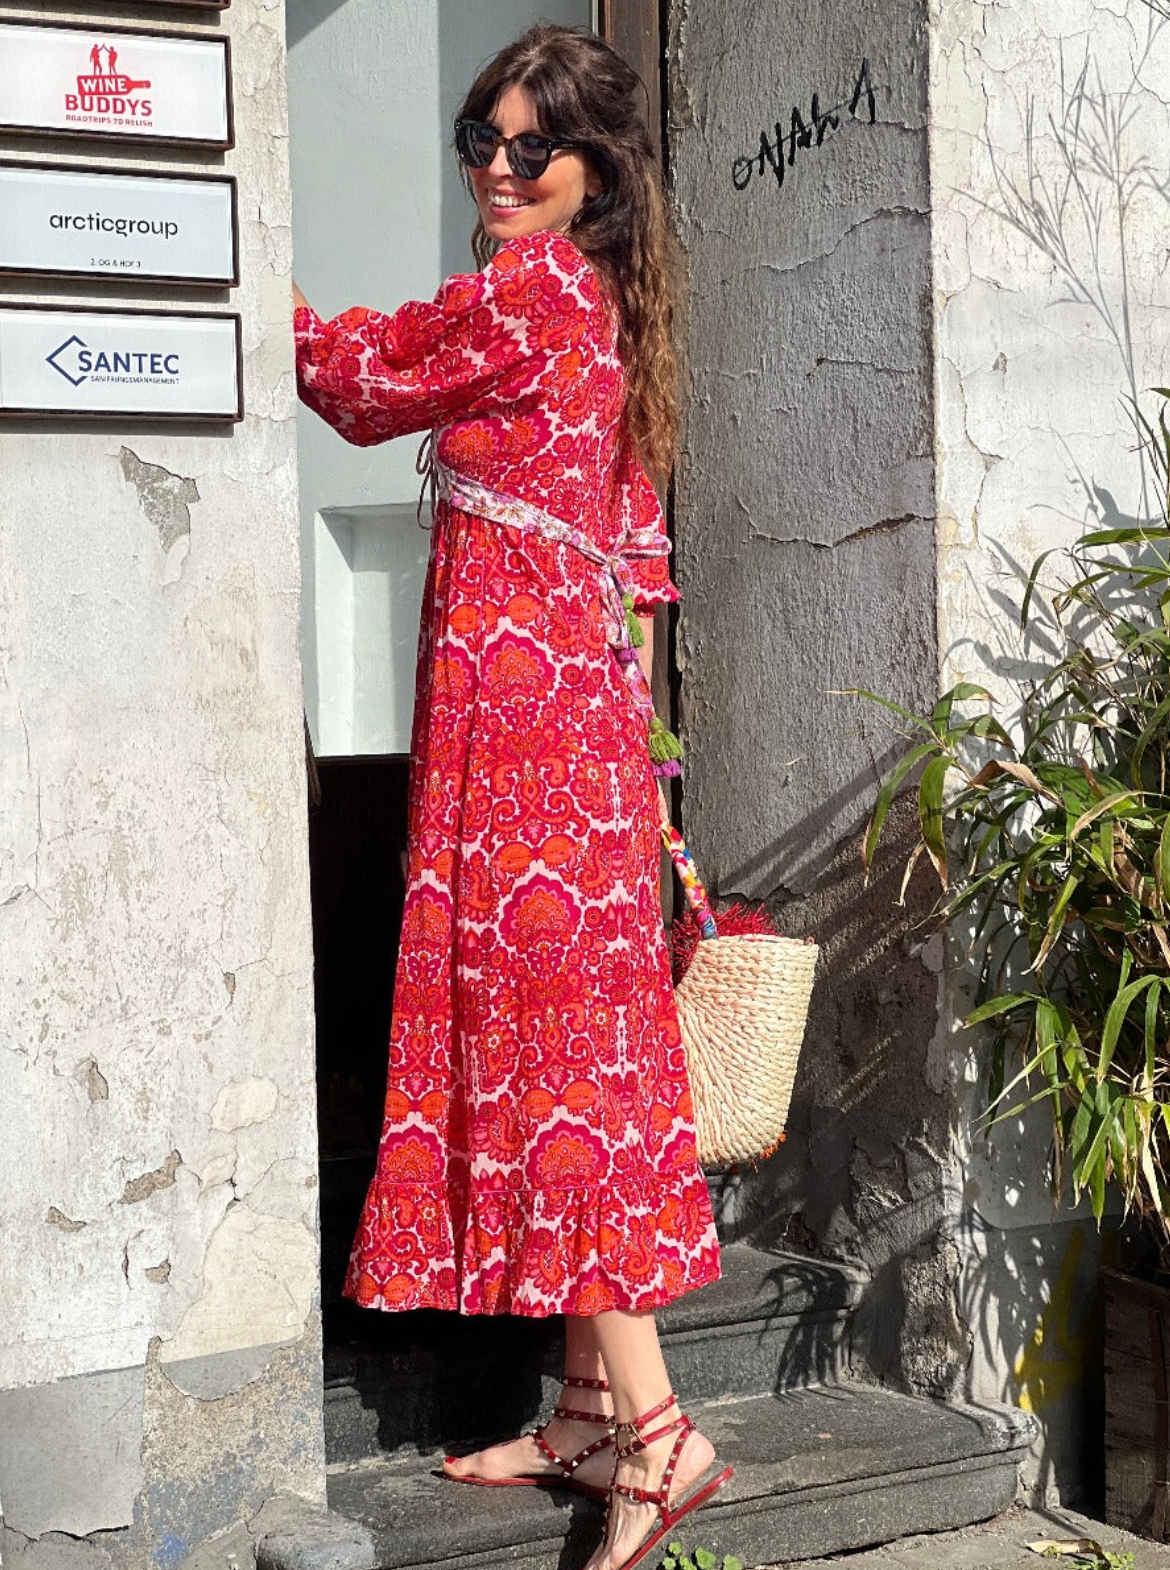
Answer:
[{"left": 308, "top": 755, "right": 409, "bottom": 1324}]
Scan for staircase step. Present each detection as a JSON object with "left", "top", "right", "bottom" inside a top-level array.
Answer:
[
  {"left": 323, "top": 1244, "right": 866, "bottom": 1464},
  {"left": 277, "top": 1387, "right": 1036, "bottom": 1570}
]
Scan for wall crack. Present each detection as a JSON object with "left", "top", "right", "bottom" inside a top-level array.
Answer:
[{"left": 749, "top": 513, "right": 929, "bottom": 548}]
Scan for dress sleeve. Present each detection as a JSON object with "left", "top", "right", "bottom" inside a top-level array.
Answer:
[
  {"left": 293, "top": 236, "right": 561, "bottom": 447},
  {"left": 615, "top": 445, "right": 679, "bottom": 612}
]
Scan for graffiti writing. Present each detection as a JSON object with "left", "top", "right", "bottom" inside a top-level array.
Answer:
[{"left": 731, "top": 59, "right": 877, "bottom": 195}]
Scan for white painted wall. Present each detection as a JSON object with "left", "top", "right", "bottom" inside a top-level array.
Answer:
[
  {"left": 931, "top": 0, "right": 1170, "bottom": 1499},
  {"left": 0, "top": 0, "right": 323, "bottom": 1548}
]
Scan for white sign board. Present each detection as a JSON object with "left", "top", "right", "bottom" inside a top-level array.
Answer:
[
  {"left": 0, "top": 163, "right": 237, "bottom": 285},
  {"left": 0, "top": 307, "right": 242, "bottom": 421},
  {"left": 0, "top": 22, "right": 232, "bottom": 148}
]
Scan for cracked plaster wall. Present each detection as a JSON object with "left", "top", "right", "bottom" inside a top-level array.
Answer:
[
  {"left": 0, "top": 0, "right": 324, "bottom": 1558},
  {"left": 671, "top": 0, "right": 1170, "bottom": 1507},
  {"left": 928, "top": 0, "right": 1170, "bottom": 1504}
]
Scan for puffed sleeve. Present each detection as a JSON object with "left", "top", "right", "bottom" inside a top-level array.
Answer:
[
  {"left": 294, "top": 235, "right": 560, "bottom": 447},
  {"left": 614, "top": 443, "right": 679, "bottom": 612}
]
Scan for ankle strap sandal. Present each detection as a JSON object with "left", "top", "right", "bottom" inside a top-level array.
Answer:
[
  {"left": 607, "top": 1392, "right": 734, "bottom": 1570},
  {"left": 441, "top": 1374, "right": 615, "bottom": 1502},
  {"left": 533, "top": 1375, "right": 616, "bottom": 1493}
]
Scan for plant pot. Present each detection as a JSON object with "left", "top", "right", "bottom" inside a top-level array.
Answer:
[{"left": 1103, "top": 1265, "right": 1170, "bottom": 1541}]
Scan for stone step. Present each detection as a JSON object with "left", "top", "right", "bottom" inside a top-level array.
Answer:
[
  {"left": 323, "top": 1244, "right": 867, "bottom": 1464},
  {"left": 260, "top": 1387, "right": 1036, "bottom": 1570}
]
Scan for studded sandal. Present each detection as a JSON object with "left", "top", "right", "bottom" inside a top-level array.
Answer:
[
  {"left": 441, "top": 1374, "right": 616, "bottom": 1502},
  {"left": 604, "top": 1393, "right": 734, "bottom": 1570}
]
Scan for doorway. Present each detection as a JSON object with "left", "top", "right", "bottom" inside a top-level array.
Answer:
[{"left": 286, "top": 0, "right": 619, "bottom": 1331}]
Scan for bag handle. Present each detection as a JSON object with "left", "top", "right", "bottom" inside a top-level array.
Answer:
[{"left": 660, "top": 822, "right": 718, "bottom": 940}]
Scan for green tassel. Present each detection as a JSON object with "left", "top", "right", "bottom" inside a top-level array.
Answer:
[
  {"left": 622, "top": 592, "right": 644, "bottom": 649},
  {"left": 648, "top": 715, "right": 683, "bottom": 764}
]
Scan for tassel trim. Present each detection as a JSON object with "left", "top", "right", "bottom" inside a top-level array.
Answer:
[
  {"left": 622, "top": 593, "right": 645, "bottom": 649},
  {"left": 649, "top": 716, "right": 683, "bottom": 766}
]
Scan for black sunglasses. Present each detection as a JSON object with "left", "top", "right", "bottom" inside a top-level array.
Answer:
[{"left": 454, "top": 118, "right": 584, "bottom": 182}]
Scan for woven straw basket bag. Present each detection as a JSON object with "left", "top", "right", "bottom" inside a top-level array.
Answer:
[{"left": 663, "top": 824, "right": 819, "bottom": 1168}]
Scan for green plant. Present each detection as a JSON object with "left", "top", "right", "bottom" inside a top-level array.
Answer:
[
  {"left": 1033, "top": 1547, "right": 1135, "bottom": 1568},
  {"left": 860, "top": 395, "right": 1170, "bottom": 1267},
  {"left": 658, "top": 1543, "right": 742, "bottom": 1570}
]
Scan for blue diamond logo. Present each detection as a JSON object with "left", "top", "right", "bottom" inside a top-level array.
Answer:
[{"left": 46, "top": 335, "right": 88, "bottom": 387}]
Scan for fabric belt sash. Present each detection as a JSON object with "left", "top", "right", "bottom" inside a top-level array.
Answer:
[{"left": 433, "top": 460, "right": 682, "bottom": 778}]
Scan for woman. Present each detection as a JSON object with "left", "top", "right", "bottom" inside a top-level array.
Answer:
[{"left": 293, "top": 26, "right": 729, "bottom": 1570}]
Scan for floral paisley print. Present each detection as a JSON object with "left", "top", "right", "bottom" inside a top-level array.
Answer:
[{"left": 295, "top": 229, "right": 720, "bottom": 1316}]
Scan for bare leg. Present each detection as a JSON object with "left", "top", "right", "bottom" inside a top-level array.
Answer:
[
  {"left": 442, "top": 1315, "right": 614, "bottom": 1492},
  {"left": 581, "top": 1309, "right": 719, "bottom": 1570}
]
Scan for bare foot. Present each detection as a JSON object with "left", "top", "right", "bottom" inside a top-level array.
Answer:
[
  {"left": 443, "top": 1396, "right": 615, "bottom": 1496},
  {"left": 581, "top": 1416, "right": 719, "bottom": 1570}
]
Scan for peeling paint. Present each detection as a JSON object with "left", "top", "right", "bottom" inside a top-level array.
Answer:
[
  {"left": 83, "top": 1060, "right": 109, "bottom": 1102},
  {"left": 198, "top": 1153, "right": 239, "bottom": 1193},
  {"left": 46, "top": 1206, "right": 87, "bottom": 1233},
  {"left": 119, "top": 1150, "right": 181, "bottom": 1206},
  {"left": 210, "top": 1078, "right": 278, "bottom": 1133},
  {"left": 118, "top": 448, "right": 200, "bottom": 554}
]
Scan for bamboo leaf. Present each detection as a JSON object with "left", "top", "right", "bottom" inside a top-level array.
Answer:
[
  {"left": 1097, "top": 961, "right": 1147, "bottom": 1084},
  {"left": 842, "top": 688, "right": 937, "bottom": 735},
  {"left": 918, "top": 754, "right": 951, "bottom": 887},
  {"left": 1157, "top": 814, "right": 1170, "bottom": 909},
  {"left": 1088, "top": 1148, "right": 1107, "bottom": 1219},
  {"left": 1144, "top": 978, "right": 1161, "bottom": 1087},
  {"left": 1030, "top": 874, "right": 1080, "bottom": 972},
  {"left": 1068, "top": 790, "right": 1146, "bottom": 842},
  {"left": 984, "top": 1086, "right": 1061, "bottom": 1127},
  {"left": 1141, "top": 1136, "right": 1163, "bottom": 1218},
  {"left": 897, "top": 841, "right": 927, "bottom": 907},
  {"left": 997, "top": 760, "right": 1065, "bottom": 803},
  {"left": 863, "top": 742, "right": 938, "bottom": 872},
  {"left": 1020, "top": 546, "right": 1062, "bottom": 629},
  {"left": 965, "top": 993, "right": 1042, "bottom": 1026},
  {"left": 948, "top": 714, "right": 1015, "bottom": 747},
  {"left": 944, "top": 681, "right": 996, "bottom": 704},
  {"left": 1068, "top": 1095, "right": 1093, "bottom": 1172},
  {"left": 1080, "top": 525, "right": 1170, "bottom": 546},
  {"left": 1129, "top": 695, "right": 1170, "bottom": 788}
]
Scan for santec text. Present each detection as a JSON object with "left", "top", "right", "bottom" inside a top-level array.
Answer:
[{"left": 78, "top": 350, "right": 179, "bottom": 375}]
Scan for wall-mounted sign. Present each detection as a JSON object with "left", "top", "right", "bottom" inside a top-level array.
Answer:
[
  {"left": 0, "top": 162, "right": 238, "bottom": 286},
  {"left": 0, "top": 305, "right": 242, "bottom": 422},
  {"left": 0, "top": 22, "right": 232, "bottom": 149}
]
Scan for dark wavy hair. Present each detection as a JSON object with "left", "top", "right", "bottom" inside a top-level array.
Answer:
[{"left": 455, "top": 25, "right": 681, "bottom": 483}]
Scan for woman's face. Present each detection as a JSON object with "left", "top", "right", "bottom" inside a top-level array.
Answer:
[{"left": 469, "top": 84, "right": 600, "bottom": 243}]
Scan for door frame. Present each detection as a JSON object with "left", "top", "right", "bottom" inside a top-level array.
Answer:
[{"left": 598, "top": 0, "right": 664, "bottom": 154}]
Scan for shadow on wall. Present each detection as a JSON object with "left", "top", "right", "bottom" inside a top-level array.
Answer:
[
  {"left": 955, "top": 1211, "right": 1107, "bottom": 1511},
  {"left": 286, "top": 0, "right": 352, "bottom": 49},
  {"left": 980, "top": 9, "right": 1170, "bottom": 519},
  {"left": 703, "top": 771, "right": 1104, "bottom": 1504}
]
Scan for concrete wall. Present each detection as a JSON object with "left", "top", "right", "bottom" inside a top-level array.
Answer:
[
  {"left": 669, "top": 0, "right": 1170, "bottom": 1505},
  {"left": 667, "top": 0, "right": 956, "bottom": 1398},
  {"left": 0, "top": 2, "right": 324, "bottom": 1562}
]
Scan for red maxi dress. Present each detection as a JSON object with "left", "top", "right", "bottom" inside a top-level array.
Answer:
[{"left": 295, "top": 228, "right": 720, "bottom": 1317}]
